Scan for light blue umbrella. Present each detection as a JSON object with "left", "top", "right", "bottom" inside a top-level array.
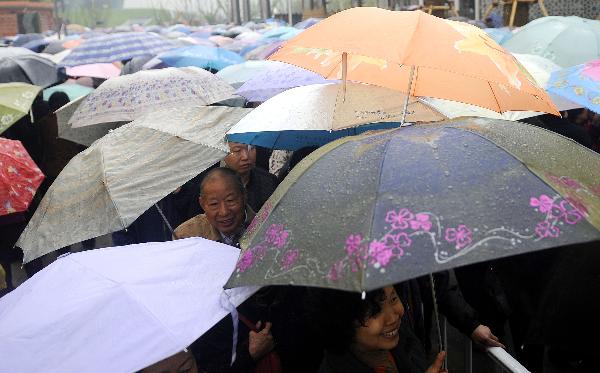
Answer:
[
  {"left": 157, "top": 45, "right": 244, "bottom": 71},
  {"left": 503, "top": 16, "right": 600, "bottom": 68},
  {"left": 262, "top": 26, "right": 298, "bottom": 39},
  {"left": 483, "top": 27, "right": 513, "bottom": 44},
  {"left": 43, "top": 82, "right": 94, "bottom": 102},
  {"left": 546, "top": 60, "right": 600, "bottom": 114},
  {"left": 60, "top": 32, "right": 177, "bottom": 67}
]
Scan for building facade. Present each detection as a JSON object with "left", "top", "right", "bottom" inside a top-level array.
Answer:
[{"left": 0, "top": 1, "right": 54, "bottom": 36}]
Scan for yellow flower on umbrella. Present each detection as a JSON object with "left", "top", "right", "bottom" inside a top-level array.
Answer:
[{"left": 573, "top": 86, "right": 585, "bottom": 96}]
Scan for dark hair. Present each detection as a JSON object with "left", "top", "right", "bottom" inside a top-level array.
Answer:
[
  {"left": 199, "top": 167, "right": 246, "bottom": 199},
  {"left": 307, "top": 287, "right": 387, "bottom": 355}
]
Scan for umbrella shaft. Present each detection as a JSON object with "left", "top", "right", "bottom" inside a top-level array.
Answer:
[{"left": 401, "top": 65, "right": 415, "bottom": 126}]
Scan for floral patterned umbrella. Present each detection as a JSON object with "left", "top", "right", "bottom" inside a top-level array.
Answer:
[
  {"left": 68, "top": 67, "right": 234, "bottom": 128},
  {"left": 226, "top": 118, "right": 600, "bottom": 292},
  {"left": 0, "top": 138, "right": 45, "bottom": 216},
  {"left": 547, "top": 59, "right": 600, "bottom": 114},
  {"left": 0, "top": 82, "right": 42, "bottom": 134}
]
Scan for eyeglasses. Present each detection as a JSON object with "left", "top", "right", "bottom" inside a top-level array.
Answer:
[{"left": 228, "top": 144, "right": 255, "bottom": 158}]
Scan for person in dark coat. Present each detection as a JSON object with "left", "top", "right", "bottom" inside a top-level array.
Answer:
[{"left": 309, "top": 285, "right": 447, "bottom": 373}]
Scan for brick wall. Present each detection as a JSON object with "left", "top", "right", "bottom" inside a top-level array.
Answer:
[{"left": 0, "top": 12, "right": 17, "bottom": 36}]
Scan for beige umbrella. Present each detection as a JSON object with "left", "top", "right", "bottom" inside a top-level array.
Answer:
[
  {"left": 17, "top": 106, "right": 251, "bottom": 263},
  {"left": 68, "top": 67, "right": 235, "bottom": 128},
  {"left": 56, "top": 96, "right": 123, "bottom": 147}
]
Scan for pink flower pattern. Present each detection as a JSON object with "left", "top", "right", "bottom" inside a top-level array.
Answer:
[
  {"left": 530, "top": 194, "right": 554, "bottom": 213},
  {"left": 281, "top": 249, "right": 299, "bottom": 270},
  {"left": 368, "top": 240, "right": 394, "bottom": 267},
  {"left": 535, "top": 221, "right": 560, "bottom": 238},
  {"left": 385, "top": 208, "right": 414, "bottom": 230},
  {"left": 444, "top": 225, "right": 473, "bottom": 250},
  {"left": 266, "top": 224, "right": 289, "bottom": 248},
  {"left": 237, "top": 250, "right": 254, "bottom": 272},
  {"left": 383, "top": 233, "right": 411, "bottom": 258},
  {"left": 410, "top": 213, "right": 432, "bottom": 231}
]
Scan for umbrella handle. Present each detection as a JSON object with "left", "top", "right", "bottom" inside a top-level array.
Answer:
[
  {"left": 154, "top": 203, "right": 174, "bottom": 235},
  {"left": 429, "top": 273, "right": 447, "bottom": 370}
]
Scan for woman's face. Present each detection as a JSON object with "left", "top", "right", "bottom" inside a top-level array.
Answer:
[{"left": 353, "top": 286, "right": 405, "bottom": 352}]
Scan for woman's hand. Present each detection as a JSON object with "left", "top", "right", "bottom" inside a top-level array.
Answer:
[
  {"left": 249, "top": 321, "right": 275, "bottom": 360},
  {"left": 425, "top": 351, "right": 448, "bottom": 373}
]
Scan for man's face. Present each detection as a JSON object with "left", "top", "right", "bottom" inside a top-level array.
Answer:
[
  {"left": 224, "top": 142, "right": 256, "bottom": 175},
  {"left": 199, "top": 177, "right": 245, "bottom": 235}
]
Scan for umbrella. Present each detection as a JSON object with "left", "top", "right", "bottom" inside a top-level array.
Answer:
[
  {"left": 20, "top": 38, "right": 50, "bottom": 53},
  {"left": 0, "top": 82, "right": 42, "bottom": 134},
  {"left": 157, "top": 45, "right": 245, "bottom": 71},
  {"left": 483, "top": 27, "right": 513, "bottom": 44},
  {"left": 0, "top": 54, "right": 64, "bottom": 88},
  {"left": 38, "top": 49, "right": 72, "bottom": 64},
  {"left": 11, "top": 34, "right": 43, "bottom": 47},
  {"left": 0, "top": 138, "right": 45, "bottom": 216},
  {"left": 215, "top": 60, "right": 287, "bottom": 88},
  {"left": 43, "top": 81, "right": 94, "bottom": 102},
  {"left": 208, "top": 35, "right": 235, "bottom": 47},
  {"left": 17, "top": 106, "right": 251, "bottom": 263},
  {"left": 262, "top": 26, "right": 298, "bottom": 40},
  {"left": 0, "top": 47, "right": 35, "bottom": 58},
  {"left": 227, "top": 82, "right": 445, "bottom": 150},
  {"left": 294, "top": 18, "right": 322, "bottom": 29},
  {"left": 0, "top": 237, "right": 256, "bottom": 373},
  {"left": 236, "top": 62, "right": 331, "bottom": 102},
  {"left": 66, "top": 63, "right": 121, "bottom": 79},
  {"left": 502, "top": 16, "right": 600, "bottom": 68},
  {"left": 68, "top": 67, "right": 234, "bottom": 128},
  {"left": 244, "top": 40, "right": 283, "bottom": 60},
  {"left": 41, "top": 40, "right": 66, "bottom": 54},
  {"left": 269, "top": 8, "right": 558, "bottom": 116},
  {"left": 547, "top": 59, "right": 600, "bottom": 114},
  {"left": 226, "top": 118, "right": 600, "bottom": 292},
  {"left": 119, "top": 55, "right": 155, "bottom": 75},
  {"left": 55, "top": 96, "right": 121, "bottom": 147},
  {"left": 59, "top": 32, "right": 177, "bottom": 67}
]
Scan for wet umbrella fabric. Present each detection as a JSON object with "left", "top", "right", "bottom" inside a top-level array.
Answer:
[
  {"left": 269, "top": 8, "right": 558, "bottom": 116},
  {"left": 0, "top": 237, "right": 257, "bottom": 373},
  {"left": 235, "top": 63, "right": 330, "bottom": 102},
  {"left": 546, "top": 59, "right": 600, "bottom": 114},
  {"left": 0, "top": 138, "right": 45, "bottom": 216},
  {"left": 215, "top": 60, "right": 286, "bottom": 88},
  {"left": 0, "top": 54, "right": 64, "bottom": 88},
  {"left": 0, "top": 82, "right": 42, "bottom": 134},
  {"left": 68, "top": 67, "right": 234, "bottom": 128},
  {"left": 502, "top": 16, "right": 600, "bottom": 68},
  {"left": 0, "top": 47, "right": 35, "bottom": 58},
  {"left": 59, "top": 32, "right": 177, "bottom": 67},
  {"left": 227, "top": 82, "right": 445, "bottom": 150},
  {"left": 226, "top": 118, "right": 600, "bottom": 292},
  {"left": 157, "top": 45, "right": 245, "bottom": 71},
  {"left": 43, "top": 82, "right": 94, "bottom": 102},
  {"left": 66, "top": 63, "right": 121, "bottom": 79},
  {"left": 17, "top": 106, "right": 251, "bottom": 263}
]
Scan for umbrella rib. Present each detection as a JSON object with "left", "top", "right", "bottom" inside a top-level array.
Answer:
[
  {"left": 362, "top": 136, "right": 394, "bottom": 292},
  {"left": 487, "top": 81, "right": 504, "bottom": 114},
  {"left": 98, "top": 145, "right": 127, "bottom": 230}
]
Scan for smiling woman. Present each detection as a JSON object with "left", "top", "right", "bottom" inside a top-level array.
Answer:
[{"left": 308, "top": 286, "right": 447, "bottom": 373}]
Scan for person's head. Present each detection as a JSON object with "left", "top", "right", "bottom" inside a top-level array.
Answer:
[
  {"left": 224, "top": 142, "right": 256, "bottom": 178},
  {"left": 199, "top": 167, "right": 246, "bottom": 235},
  {"left": 309, "top": 285, "right": 404, "bottom": 355}
]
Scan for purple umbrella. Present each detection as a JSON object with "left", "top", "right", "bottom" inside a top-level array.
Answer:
[
  {"left": 235, "top": 63, "right": 331, "bottom": 102},
  {"left": 244, "top": 40, "right": 283, "bottom": 61}
]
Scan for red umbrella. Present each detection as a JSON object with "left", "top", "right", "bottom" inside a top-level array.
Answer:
[{"left": 0, "top": 138, "right": 44, "bottom": 216}]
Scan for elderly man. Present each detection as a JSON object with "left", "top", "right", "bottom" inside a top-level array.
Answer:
[
  {"left": 173, "top": 167, "right": 254, "bottom": 247},
  {"left": 223, "top": 142, "right": 278, "bottom": 212}
]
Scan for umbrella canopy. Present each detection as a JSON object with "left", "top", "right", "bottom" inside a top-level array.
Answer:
[
  {"left": 66, "top": 63, "right": 121, "bottom": 79},
  {"left": 59, "top": 32, "right": 177, "bottom": 67},
  {"left": 43, "top": 81, "right": 94, "bottom": 102},
  {"left": 547, "top": 59, "right": 600, "bottom": 114},
  {"left": 0, "top": 47, "right": 35, "bottom": 58},
  {"left": 294, "top": 18, "right": 322, "bottom": 29},
  {"left": 42, "top": 40, "right": 67, "bottom": 54},
  {"left": 227, "top": 82, "right": 445, "bottom": 150},
  {"left": 68, "top": 67, "right": 234, "bottom": 128},
  {"left": 208, "top": 35, "right": 235, "bottom": 47},
  {"left": 0, "top": 138, "right": 45, "bottom": 216},
  {"left": 11, "top": 34, "right": 43, "bottom": 47},
  {"left": 21, "top": 38, "right": 50, "bottom": 53},
  {"left": 226, "top": 118, "right": 600, "bottom": 292},
  {"left": 0, "top": 54, "right": 64, "bottom": 88},
  {"left": 483, "top": 27, "right": 513, "bottom": 44},
  {"left": 0, "top": 82, "right": 42, "bottom": 134},
  {"left": 55, "top": 96, "right": 121, "bottom": 147},
  {"left": 157, "top": 45, "right": 245, "bottom": 71},
  {"left": 269, "top": 8, "right": 558, "bottom": 116},
  {"left": 244, "top": 41, "right": 283, "bottom": 60},
  {"left": 215, "top": 60, "right": 287, "bottom": 88},
  {"left": 0, "top": 238, "right": 256, "bottom": 373},
  {"left": 119, "top": 55, "right": 155, "bottom": 75},
  {"left": 503, "top": 16, "right": 600, "bottom": 68},
  {"left": 236, "top": 63, "right": 331, "bottom": 102},
  {"left": 17, "top": 106, "right": 251, "bottom": 263}
]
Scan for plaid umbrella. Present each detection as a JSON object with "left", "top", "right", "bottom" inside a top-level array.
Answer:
[{"left": 60, "top": 32, "right": 177, "bottom": 67}]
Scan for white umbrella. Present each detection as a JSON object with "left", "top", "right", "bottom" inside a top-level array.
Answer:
[
  {"left": 17, "top": 105, "right": 251, "bottom": 263},
  {"left": 69, "top": 67, "right": 234, "bottom": 128},
  {"left": 216, "top": 60, "right": 287, "bottom": 88},
  {"left": 0, "top": 237, "right": 257, "bottom": 373},
  {"left": 227, "top": 82, "right": 445, "bottom": 149}
]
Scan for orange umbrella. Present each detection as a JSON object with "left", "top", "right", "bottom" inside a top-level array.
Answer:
[{"left": 269, "top": 8, "right": 559, "bottom": 118}]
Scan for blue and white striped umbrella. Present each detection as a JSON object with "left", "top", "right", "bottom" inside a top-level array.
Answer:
[{"left": 60, "top": 32, "right": 177, "bottom": 67}]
